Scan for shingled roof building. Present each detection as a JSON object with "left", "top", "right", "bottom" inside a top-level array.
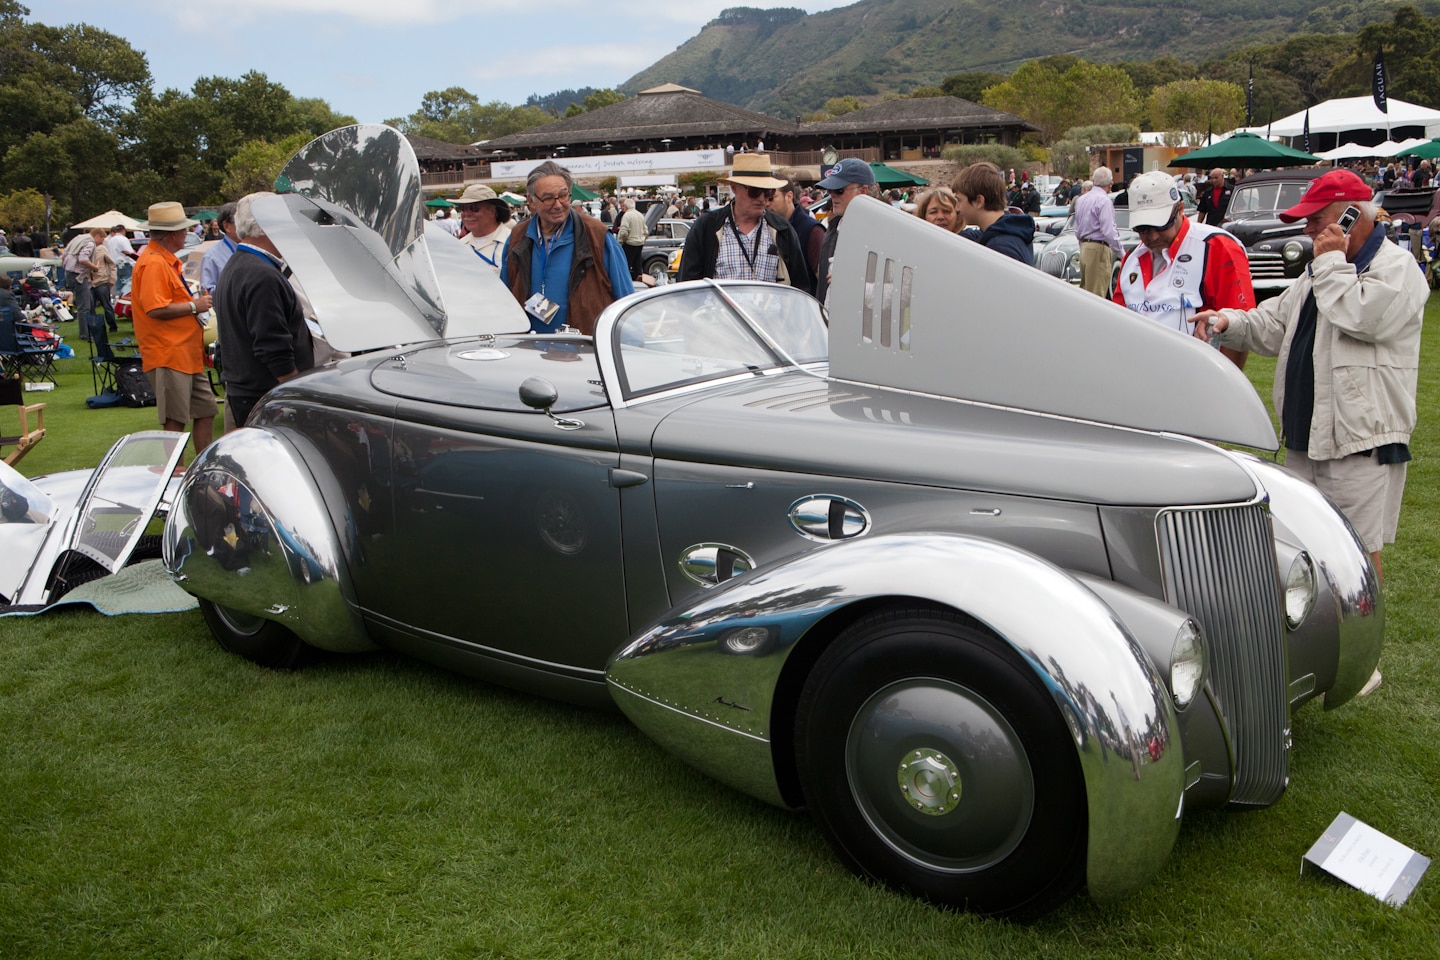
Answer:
[
  {"left": 407, "top": 133, "right": 490, "bottom": 189},
  {"left": 480, "top": 83, "right": 795, "bottom": 156},
  {"left": 795, "top": 97, "right": 1038, "bottom": 160}
]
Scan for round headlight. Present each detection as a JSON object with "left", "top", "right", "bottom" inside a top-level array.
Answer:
[
  {"left": 1066, "top": 252, "right": 1081, "bottom": 280},
  {"left": 1170, "top": 619, "right": 1206, "bottom": 710},
  {"left": 1285, "top": 551, "right": 1317, "bottom": 628},
  {"left": 1282, "top": 240, "right": 1304, "bottom": 261}
]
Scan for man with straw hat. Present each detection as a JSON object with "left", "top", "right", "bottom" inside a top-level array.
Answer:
[
  {"left": 131, "top": 200, "right": 217, "bottom": 463},
  {"left": 677, "top": 153, "right": 809, "bottom": 288},
  {"left": 451, "top": 184, "right": 513, "bottom": 272}
]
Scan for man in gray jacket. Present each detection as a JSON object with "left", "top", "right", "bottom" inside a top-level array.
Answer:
[{"left": 1194, "top": 169, "right": 1426, "bottom": 594}]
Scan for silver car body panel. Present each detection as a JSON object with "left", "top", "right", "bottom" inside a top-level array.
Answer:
[
  {"left": 607, "top": 532, "right": 1186, "bottom": 902},
  {"left": 257, "top": 125, "right": 529, "bottom": 354},
  {"left": 826, "top": 196, "right": 1279, "bottom": 451}
]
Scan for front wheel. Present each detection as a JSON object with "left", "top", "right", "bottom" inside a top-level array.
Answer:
[
  {"left": 198, "top": 599, "right": 314, "bottom": 669},
  {"left": 643, "top": 257, "right": 669, "bottom": 283},
  {"left": 795, "top": 606, "right": 1086, "bottom": 919}
]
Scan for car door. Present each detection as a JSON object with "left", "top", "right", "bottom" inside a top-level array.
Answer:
[{"left": 369, "top": 338, "right": 628, "bottom": 677}]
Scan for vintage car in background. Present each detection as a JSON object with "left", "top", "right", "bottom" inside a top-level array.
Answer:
[
  {"left": 641, "top": 218, "right": 690, "bottom": 282},
  {"left": 153, "top": 126, "right": 1381, "bottom": 920},
  {"left": 1221, "top": 169, "right": 1327, "bottom": 298}
]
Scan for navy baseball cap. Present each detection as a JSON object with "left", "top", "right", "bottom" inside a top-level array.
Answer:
[{"left": 816, "top": 158, "right": 877, "bottom": 190}]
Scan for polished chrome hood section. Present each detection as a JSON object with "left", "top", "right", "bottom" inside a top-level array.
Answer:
[
  {"left": 259, "top": 124, "right": 528, "bottom": 354},
  {"left": 826, "top": 197, "right": 1279, "bottom": 450}
]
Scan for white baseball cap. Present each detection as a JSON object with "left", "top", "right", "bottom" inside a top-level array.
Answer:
[{"left": 1127, "top": 171, "right": 1184, "bottom": 228}]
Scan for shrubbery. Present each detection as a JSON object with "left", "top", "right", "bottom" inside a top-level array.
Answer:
[{"left": 941, "top": 144, "right": 1031, "bottom": 173}]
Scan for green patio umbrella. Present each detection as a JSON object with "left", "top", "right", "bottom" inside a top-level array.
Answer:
[
  {"left": 1169, "top": 132, "right": 1320, "bottom": 169},
  {"left": 193, "top": 209, "right": 218, "bottom": 221},
  {"left": 868, "top": 162, "right": 929, "bottom": 188},
  {"left": 424, "top": 197, "right": 454, "bottom": 209},
  {"left": 571, "top": 183, "right": 599, "bottom": 201},
  {"left": 1397, "top": 138, "right": 1440, "bottom": 160}
]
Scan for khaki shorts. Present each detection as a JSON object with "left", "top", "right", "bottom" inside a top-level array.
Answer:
[
  {"left": 1284, "top": 448, "right": 1406, "bottom": 553},
  {"left": 148, "top": 367, "right": 218, "bottom": 427}
]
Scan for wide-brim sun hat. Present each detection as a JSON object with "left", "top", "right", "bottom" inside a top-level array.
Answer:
[
  {"left": 143, "top": 201, "right": 199, "bottom": 231},
  {"left": 453, "top": 183, "right": 505, "bottom": 207},
  {"left": 724, "top": 153, "right": 788, "bottom": 190}
]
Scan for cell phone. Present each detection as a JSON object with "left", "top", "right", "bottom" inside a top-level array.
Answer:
[{"left": 1336, "top": 205, "right": 1360, "bottom": 234}]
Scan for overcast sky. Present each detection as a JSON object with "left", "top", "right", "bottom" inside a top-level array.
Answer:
[{"left": 44, "top": 1, "right": 853, "bottom": 124}]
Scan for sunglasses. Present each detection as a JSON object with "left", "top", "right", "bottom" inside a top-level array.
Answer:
[
  {"left": 741, "top": 186, "right": 776, "bottom": 200},
  {"left": 1134, "top": 208, "right": 1180, "bottom": 236}
]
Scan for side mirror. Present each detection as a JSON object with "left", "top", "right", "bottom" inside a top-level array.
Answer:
[{"left": 518, "top": 377, "right": 583, "bottom": 431}]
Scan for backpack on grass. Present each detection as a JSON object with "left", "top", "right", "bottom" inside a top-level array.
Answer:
[{"left": 113, "top": 359, "right": 155, "bottom": 407}]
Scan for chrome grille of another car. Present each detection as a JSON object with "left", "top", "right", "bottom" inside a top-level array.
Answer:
[
  {"left": 1247, "top": 251, "right": 1288, "bottom": 280},
  {"left": 1157, "top": 503, "right": 1288, "bottom": 807},
  {"left": 1039, "top": 248, "right": 1069, "bottom": 278}
]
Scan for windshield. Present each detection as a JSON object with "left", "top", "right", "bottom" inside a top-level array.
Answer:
[
  {"left": 613, "top": 283, "right": 827, "bottom": 399},
  {"left": 1229, "top": 181, "right": 1312, "bottom": 218}
]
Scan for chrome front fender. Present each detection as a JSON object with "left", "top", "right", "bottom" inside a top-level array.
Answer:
[
  {"left": 1237, "top": 455, "right": 1383, "bottom": 709},
  {"left": 162, "top": 427, "right": 373, "bottom": 653},
  {"left": 607, "top": 533, "right": 1184, "bottom": 902}
]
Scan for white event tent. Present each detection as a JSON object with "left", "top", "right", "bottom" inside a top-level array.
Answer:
[{"left": 1240, "top": 97, "right": 1440, "bottom": 139}]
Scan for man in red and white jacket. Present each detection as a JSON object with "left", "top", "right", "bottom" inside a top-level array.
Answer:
[{"left": 1112, "top": 171, "right": 1253, "bottom": 369}]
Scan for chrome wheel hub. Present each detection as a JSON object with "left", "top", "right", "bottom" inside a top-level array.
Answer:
[{"left": 898, "top": 748, "right": 961, "bottom": 816}]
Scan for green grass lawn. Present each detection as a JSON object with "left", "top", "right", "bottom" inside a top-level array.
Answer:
[{"left": 3, "top": 300, "right": 1438, "bottom": 958}]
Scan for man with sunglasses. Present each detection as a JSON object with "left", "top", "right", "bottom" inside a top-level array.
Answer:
[
  {"left": 1113, "top": 171, "right": 1253, "bottom": 369},
  {"left": 677, "top": 153, "right": 810, "bottom": 290}
]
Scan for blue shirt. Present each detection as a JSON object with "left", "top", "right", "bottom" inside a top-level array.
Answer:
[
  {"left": 500, "top": 214, "right": 634, "bottom": 333},
  {"left": 199, "top": 235, "right": 238, "bottom": 293}
]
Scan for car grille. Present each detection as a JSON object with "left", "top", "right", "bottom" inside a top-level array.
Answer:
[
  {"left": 1156, "top": 503, "right": 1288, "bottom": 807},
  {"left": 1247, "top": 251, "right": 1288, "bottom": 280},
  {"left": 1039, "top": 248, "right": 1068, "bottom": 277}
]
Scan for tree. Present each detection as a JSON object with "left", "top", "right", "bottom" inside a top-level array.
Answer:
[
  {"left": 0, "top": 186, "right": 49, "bottom": 231},
  {"left": 582, "top": 88, "right": 626, "bottom": 111},
  {"left": 1327, "top": 7, "right": 1440, "bottom": 106},
  {"left": 1049, "top": 124, "right": 1142, "bottom": 177},
  {"left": 940, "top": 71, "right": 1005, "bottom": 103},
  {"left": 221, "top": 132, "right": 313, "bottom": 199},
  {"left": 1149, "top": 79, "right": 1245, "bottom": 146},
  {"left": 906, "top": 86, "right": 946, "bottom": 99},
  {"left": 26, "top": 21, "right": 149, "bottom": 125},
  {"left": 982, "top": 60, "right": 1141, "bottom": 143}
]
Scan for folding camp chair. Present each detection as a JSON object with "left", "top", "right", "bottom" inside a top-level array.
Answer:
[
  {"left": 87, "top": 320, "right": 138, "bottom": 397},
  {"left": 0, "top": 375, "right": 45, "bottom": 466},
  {"left": 1, "top": 305, "right": 59, "bottom": 384}
]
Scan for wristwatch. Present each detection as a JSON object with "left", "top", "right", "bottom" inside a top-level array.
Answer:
[{"left": 189, "top": 301, "right": 197, "bottom": 315}]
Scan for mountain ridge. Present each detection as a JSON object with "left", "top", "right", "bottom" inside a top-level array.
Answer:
[{"left": 621, "top": 0, "right": 1424, "bottom": 117}]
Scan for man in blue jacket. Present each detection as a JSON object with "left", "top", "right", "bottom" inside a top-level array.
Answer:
[{"left": 953, "top": 161, "right": 1035, "bottom": 265}]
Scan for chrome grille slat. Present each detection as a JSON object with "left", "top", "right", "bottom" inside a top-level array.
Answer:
[
  {"left": 1158, "top": 504, "right": 1288, "bottom": 806},
  {"left": 1246, "top": 252, "right": 1288, "bottom": 279}
]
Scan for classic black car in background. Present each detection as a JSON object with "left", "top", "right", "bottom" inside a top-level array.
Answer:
[
  {"left": 1221, "top": 169, "right": 1326, "bottom": 298},
  {"left": 146, "top": 126, "right": 1383, "bottom": 921}
]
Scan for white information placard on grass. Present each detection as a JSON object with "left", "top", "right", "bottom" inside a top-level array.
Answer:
[{"left": 1302, "top": 812, "right": 1430, "bottom": 906}]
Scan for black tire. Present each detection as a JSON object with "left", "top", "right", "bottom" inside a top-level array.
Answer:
[
  {"left": 198, "top": 598, "right": 314, "bottom": 669},
  {"left": 643, "top": 257, "right": 668, "bottom": 282},
  {"left": 795, "top": 606, "right": 1086, "bottom": 919}
]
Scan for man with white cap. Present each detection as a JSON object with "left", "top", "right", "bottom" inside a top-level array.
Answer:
[
  {"left": 1193, "top": 168, "right": 1427, "bottom": 596},
  {"left": 452, "top": 184, "right": 513, "bottom": 272},
  {"left": 812, "top": 157, "right": 877, "bottom": 304},
  {"left": 1113, "top": 170, "right": 1253, "bottom": 369},
  {"left": 130, "top": 200, "right": 217, "bottom": 462},
  {"left": 677, "top": 153, "right": 809, "bottom": 289}
]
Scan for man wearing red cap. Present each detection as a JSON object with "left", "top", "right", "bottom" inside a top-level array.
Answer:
[{"left": 1194, "top": 169, "right": 1426, "bottom": 601}]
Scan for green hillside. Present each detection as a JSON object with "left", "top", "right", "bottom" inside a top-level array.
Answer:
[{"left": 623, "top": 0, "right": 1430, "bottom": 116}]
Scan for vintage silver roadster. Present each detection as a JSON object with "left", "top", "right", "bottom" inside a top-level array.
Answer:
[{"left": 154, "top": 127, "right": 1381, "bottom": 919}]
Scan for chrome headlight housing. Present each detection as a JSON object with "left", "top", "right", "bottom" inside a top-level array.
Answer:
[
  {"left": 1170, "top": 619, "right": 1206, "bottom": 710},
  {"left": 1282, "top": 240, "right": 1305, "bottom": 261},
  {"left": 1284, "top": 551, "right": 1317, "bottom": 628}
]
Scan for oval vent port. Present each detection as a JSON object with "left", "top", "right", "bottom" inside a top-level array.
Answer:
[
  {"left": 679, "top": 543, "right": 757, "bottom": 587},
  {"left": 788, "top": 495, "right": 871, "bottom": 541}
]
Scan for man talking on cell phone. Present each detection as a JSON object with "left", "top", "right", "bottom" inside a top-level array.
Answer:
[{"left": 1192, "top": 169, "right": 1426, "bottom": 620}]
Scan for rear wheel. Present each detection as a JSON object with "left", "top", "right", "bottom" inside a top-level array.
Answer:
[
  {"left": 198, "top": 598, "right": 313, "bottom": 669},
  {"left": 643, "top": 257, "right": 668, "bottom": 283},
  {"left": 795, "top": 606, "right": 1086, "bottom": 919}
]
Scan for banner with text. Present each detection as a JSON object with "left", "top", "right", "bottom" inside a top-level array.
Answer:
[{"left": 492, "top": 150, "right": 726, "bottom": 181}]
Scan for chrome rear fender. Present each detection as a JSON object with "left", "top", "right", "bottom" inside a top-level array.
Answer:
[
  {"left": 607, "top": 533, "right": 1184, "bottom": 902},
  {"left": 163, "top": 427, "right": 373, "bottom": 653}
]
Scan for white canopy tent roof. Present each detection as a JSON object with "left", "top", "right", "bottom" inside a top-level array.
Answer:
[
  {"left": 1238, "top": 97, "right": 1440, "bottom": 139},
  {"left": 70, "top": 209, "right": 145, "bottom": 231},
  {"left": 1314, "top": 137, "right": 1431, "bottom": 161}
]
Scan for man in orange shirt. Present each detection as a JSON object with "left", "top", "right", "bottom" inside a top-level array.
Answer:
[{"left": 131, "top": 201, "right": 216, "bottom": 461}]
